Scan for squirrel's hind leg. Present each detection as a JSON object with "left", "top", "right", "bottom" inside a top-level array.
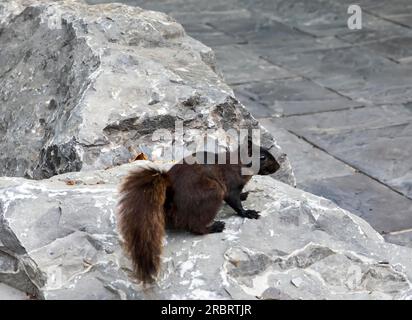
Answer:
[
  {"left": 183, "top": 181, "right": 225, "bottom": 235},
  {"left": 190, "top": 221, "right": 225, "bottom": 235},
  {"left": 191, "top": 220, "right": 225, "bottom": 235},
  {"left": 207, "top": 221, "right": 226, "bottom": 233}
]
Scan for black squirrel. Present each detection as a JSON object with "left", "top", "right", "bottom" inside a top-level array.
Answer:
[{"left": 117, "top": 138, "right": 280, "bottom": 283}]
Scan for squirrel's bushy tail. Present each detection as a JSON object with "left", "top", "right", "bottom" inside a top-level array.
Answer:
[{"left": 118, "top": 165, "right": 169, "bottom": 283}]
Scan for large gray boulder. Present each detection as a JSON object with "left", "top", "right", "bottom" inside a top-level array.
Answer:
[
  {"left": 1, "top": 162, "right": 412, "bottom": 300},
  {"left": 0, "top": 0, "right": 294, "bottom": 185}
]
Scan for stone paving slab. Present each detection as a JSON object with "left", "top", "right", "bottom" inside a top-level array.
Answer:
[
  {"left": 360, "top": 0, "right": 412, "bottom": 17},
  {"left": 249, "top": 36, "right": 349, "bottom": 56},
  {"left": 251, "top": 0, "right": 412, "bottom": 42},
  {"left": 205, "top": 9, "right": 310, "bottom": 45},
  {"left": 336, "top": 15, "right": 412, "bottom": 45},
  {"left": 384, "top": 15, "right": 412, "bottom": 29},
  {"left": 362, "top": 36, "right": 412, "bottom": 63},
  {"left": 300, "top": 173, "right": 412, "bottom": 234},
  {"left": 262, "top": 0, "right": 346, "bottom": 36},
  {"left": 170, "top": 8, "right": 250, "bottom": 24},
  {"left": 385, "top": 231, "right": 412, "bottom": 248},
  {"left": 263, "top": 46, "right": 412, "bottom": 105},
  {"left": 273, "top": 105, "right": 412, "bottom": 199},
  {"left": 169, "top": 9, "right": 250, "bottom": 33},
  {"left": 252, "top": 0, "right": 412, "bottom": 20},
  {"left": 346, "top": 0, "right": 412, "bottom": 31},
  {"left": 272, "top": 104, "right": 412, "bottom": 133},
  {"left": 293, "top": 122, "right": 412, "bottom": 199},
  {"left": 258, "top": 121, "right": 355, "bottom": 183},
  {"left": 213, "top": 45, "right": 294, "bottom": 85},
  {"left": 233, "top": 77, "right": 361, "bottom": 117},
  {"left": 232, "top": 90, "right": 273, "bottom": 118}
]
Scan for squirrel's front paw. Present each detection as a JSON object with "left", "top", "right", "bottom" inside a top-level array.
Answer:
[{"left": 240, "top": 209, "right": 260, "bottom": 219}]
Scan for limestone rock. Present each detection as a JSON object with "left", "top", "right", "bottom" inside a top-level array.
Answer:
[
  {"left": 0, "top": 0, "right": 294, "bottom": 185},
  {"left": 0, "top": 283, "right": 28, "bottom": 300},
  {"left": 0, "top": 162, "right": 411, "bottom": 300}
]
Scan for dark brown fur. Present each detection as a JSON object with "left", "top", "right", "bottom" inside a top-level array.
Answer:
[
  {"left": 117, "top": 145, "right": 280, "bottom": 283},
  {"left": 118, "top": 168, "right": 169, "bottom": 283}
]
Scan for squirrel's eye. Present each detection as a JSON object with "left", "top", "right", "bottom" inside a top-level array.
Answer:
[{"left": 260, "top": 154, "right": 266, "bottom": 160}]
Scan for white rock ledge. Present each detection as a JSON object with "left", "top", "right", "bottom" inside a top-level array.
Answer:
[{"left": 0, "top": 162, "right": 411, "bottom": 300}]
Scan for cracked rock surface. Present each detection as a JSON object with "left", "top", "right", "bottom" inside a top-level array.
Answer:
[
  {"left": 0, "top": 0, "right": 294, "bottom": 184},
  {"left": 1, "top": 162, "right": 412, "bottom": 300}
]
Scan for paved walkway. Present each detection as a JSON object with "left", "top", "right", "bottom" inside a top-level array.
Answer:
[{"left": 87, "top": 0, "right": 412, "bottom": 246}]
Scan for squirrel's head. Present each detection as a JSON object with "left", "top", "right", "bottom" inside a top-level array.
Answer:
[
  {"left": 240, "top": 136, "right": 281, "bottom": 175},
  {"left": 257, "top": 147, "right": 280, "bottom": 175}
]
